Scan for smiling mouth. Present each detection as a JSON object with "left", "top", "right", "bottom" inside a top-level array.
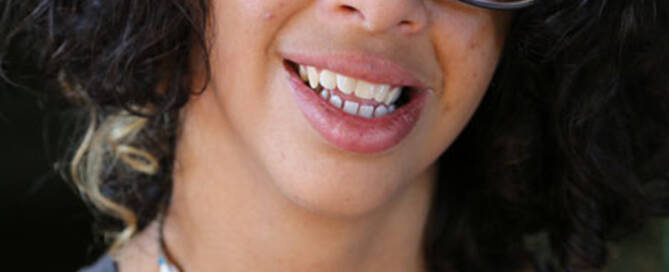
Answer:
[
  {"left": 282, "top": 54, "right": 427, "bottom": 154},
  {"left": 286, "top": 60, "right": 415, "bottom": 118}
]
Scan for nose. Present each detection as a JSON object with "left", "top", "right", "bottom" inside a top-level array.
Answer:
[{"left": 323, "top": 0, "right": 428, "bottom": 35}]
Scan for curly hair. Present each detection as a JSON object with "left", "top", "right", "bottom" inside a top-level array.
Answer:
[{"left": 2, "top": 0, "right": 668, "bottom": 271}]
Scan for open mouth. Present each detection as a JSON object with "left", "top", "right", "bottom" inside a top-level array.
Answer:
[
  {"left": 283, "top": 57, "right": 427, "bottom": 153},
  {"left": 285, "top": 60, "right": 416, "bottom": 118}
]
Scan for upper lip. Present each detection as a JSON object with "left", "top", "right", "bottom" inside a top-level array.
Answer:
[{"left": 282, "top": 51, "right": 429, "bottom": 90}]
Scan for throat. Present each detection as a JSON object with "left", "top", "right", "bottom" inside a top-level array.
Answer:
[{"left": 158, "top": 168, "right": 435, "bottom": 272}]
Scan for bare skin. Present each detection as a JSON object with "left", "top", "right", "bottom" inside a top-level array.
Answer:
[
  {"left": 116, "top": 0, "right": 511, "bottom": 271},
  {"left": 117, "top": 165, "right": 434, "bottom": 272}
]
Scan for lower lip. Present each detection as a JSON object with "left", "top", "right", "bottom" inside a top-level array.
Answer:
[{"left": 284, "top": 62, "right": 426, "bottom": 154}]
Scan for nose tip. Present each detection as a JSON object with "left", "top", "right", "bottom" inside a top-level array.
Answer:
[{"left": 328, "top": 0, "right": 428, "bottom": 35}]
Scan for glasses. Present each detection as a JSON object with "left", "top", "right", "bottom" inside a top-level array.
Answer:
[{"left": 458, "top": 0, "right": 535, "bottom": 10}]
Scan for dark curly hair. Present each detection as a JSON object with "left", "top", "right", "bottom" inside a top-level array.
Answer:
[{"left": 2, "top": 0, "right": 668, "bottom": 271}]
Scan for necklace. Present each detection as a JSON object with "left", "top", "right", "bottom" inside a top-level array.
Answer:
[
  {"left": 158, "top": 255, "right": 180, "bottom": 272},
  {"left": 157, "top": 214, "right": 182, "bottom": 272}
]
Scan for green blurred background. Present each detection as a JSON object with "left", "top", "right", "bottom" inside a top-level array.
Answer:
[{"left": 607, "top": 218, "right": 667, "bottom": 272}]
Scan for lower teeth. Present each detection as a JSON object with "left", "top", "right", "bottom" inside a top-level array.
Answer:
[{"left": 316, "top": 88, "right": 395, "bottom": 118}]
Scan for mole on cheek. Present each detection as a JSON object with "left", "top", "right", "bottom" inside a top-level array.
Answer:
[
  {"left": 468, "top": 38, "right": 479, "bottom": 50},
  {"left": 263, "top": 12, "right": 275, "bottom": 21},
  {"left": 262, "top": 1, "right": 287, "bottom": 21}
]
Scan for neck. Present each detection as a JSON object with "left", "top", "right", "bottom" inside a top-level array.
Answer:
[
  {"left": 156, "top": 92, "right": 436, "bottom": 272},
  {"left": 162, "top": 158, "right": 434, "bottom": 272}
]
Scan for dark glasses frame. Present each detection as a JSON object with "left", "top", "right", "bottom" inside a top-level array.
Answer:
[{"left": 458, "top": 0, "right": 535, "bottom": 10}]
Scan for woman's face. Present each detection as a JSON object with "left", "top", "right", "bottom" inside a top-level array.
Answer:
[{"left": 180, "top": 0, "right": 510, "bottom": 216}]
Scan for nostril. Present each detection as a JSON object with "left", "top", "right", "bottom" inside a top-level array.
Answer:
[
  {"left": 331, "top": 2, "right": 425, "bottom": 34},
  {"left": 339, "top": 4, "right": 359, "bottom": 14},
  {"left": 337, "top": 4, "right": 365, "bottom": 20},
  {"left": 398, "top": 19, "right": 420, "bottom": 33}
]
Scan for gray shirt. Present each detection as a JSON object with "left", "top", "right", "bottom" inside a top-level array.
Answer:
[{"left": 78, "top": 255, "right": 117, "bottom": 272}]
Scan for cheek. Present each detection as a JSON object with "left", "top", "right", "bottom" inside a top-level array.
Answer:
[
  {"left": 209, "top": 0, "right": 289, "bottom": 62},
  {"left": 414, "top": 10, "right": 509, "bottom": 163},
  {"left": 207, "top": 0, "right": 316, "bottom": 87},
  {"left": 206, "top": 0, "right": 308, "bottom": 119},
  {"left": 210, "top": 0, "right": 305, "bottom": 40},
  {"left": 431, "top": 10, "right": 509, "bottom": 115}
]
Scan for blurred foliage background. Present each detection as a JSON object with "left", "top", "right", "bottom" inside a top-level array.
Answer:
[{"left": 607, "top": 218, "right": 667, "bottom": 271}]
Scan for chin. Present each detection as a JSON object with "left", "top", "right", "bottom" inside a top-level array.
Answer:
[{"left": 271, "top": 165, "right": 412, "bottom": 217}]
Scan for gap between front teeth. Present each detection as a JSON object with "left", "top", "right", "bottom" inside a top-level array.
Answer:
[{"left": 300, "top": 64, "right": 402, "bottom": 105}]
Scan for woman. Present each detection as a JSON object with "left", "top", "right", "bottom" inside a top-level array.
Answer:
[{"left": 2, "top": 0, "right": 668, "bottom": 271}]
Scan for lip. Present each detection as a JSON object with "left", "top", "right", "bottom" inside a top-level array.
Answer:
[
  {"left": 282, "top": 51, "right": 428, "bottom": 89},
  {"left": 283, "top": 60, "right": 426, "bottom": 154}
]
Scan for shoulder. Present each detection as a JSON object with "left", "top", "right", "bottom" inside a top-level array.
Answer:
[
  {"left": 81, "top": 222, "right": 160, "bottom": 272},
  {"left": 78, "top": 255, "right": 117, "bottom": 272}
]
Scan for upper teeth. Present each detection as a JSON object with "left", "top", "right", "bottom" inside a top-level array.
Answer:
[{"left": 298, "top": 64, "right": 403, "bottom": 107}]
